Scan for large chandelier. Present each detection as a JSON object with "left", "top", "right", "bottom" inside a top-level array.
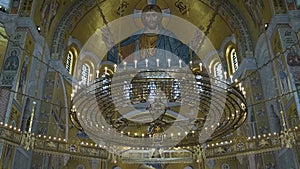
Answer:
[
  {"left": 70, "top": 60, "right": 247, "bottom": 149},
  {"left": 68, "top": 0, "right": 248, "bottom": 151}
]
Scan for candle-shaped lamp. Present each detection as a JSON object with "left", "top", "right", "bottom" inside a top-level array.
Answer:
[
  {"left": 114, "top": 64, "right": 117, "bottom": 72},
  {"left": 134, "top": 60, "right": 137, "bottom": 68},
  {"left": 224, "top": 72, "right": 227, "bottom": 80},
  {"left": 199, "top": 63, "right": 202, "bottom": 71},
  {"left": 96, "top": 70, "right": 100, "bottom": 78},
  {"left": 104, "top": 67, "right": 108, "bottom": 74},
  {"left": 123, "top": 62, "right": 127, "bottom": 70},
  {"left": 168, "top": 58, "right": 171, "bottom": 67}
]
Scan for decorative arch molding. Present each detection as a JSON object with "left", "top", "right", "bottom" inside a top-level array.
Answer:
[
  {"left": 219, "top": 34, "right": 236, "bottom": 58},
  {"left": 50, "top": 0, "right": 97, "bottom": 59},
  {"left": 217, "top": 0, "right": 254, "bottom": 58},
  {"left": 68, "top": 36, "right": 83, "bottom": 51},
  {"left": 50, "top": 0, "right": 253, "bottom": 60}
]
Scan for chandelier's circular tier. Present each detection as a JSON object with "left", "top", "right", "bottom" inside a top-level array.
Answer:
[{"left": 71, "top": 68, "right": 247, "bottom": 148}]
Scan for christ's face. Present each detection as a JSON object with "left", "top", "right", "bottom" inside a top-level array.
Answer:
[{"left": 143, "top": 10, "right": 160, "bottom": 30}]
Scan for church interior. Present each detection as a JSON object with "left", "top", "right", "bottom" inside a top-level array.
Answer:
[{"left": 0, "top": 0, "right": 300, "bottom": 169}]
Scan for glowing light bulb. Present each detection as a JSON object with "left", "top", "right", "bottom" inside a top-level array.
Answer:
[
  {"left": 114, "top": 64, "right": 117, "bottom": 72},
  {"left": 96, "top": 70, "right": 99, "bottom": 78},
  {"left": 224, "top": 71, "right": 227, "bottom": 79},
  {"left": 134, "top": 60, "right": 137, "bottom": 68},
  {"left": 199, "top": 63, "right": 202, "bottom": 71},
  {"left": 145, "top": 59, "right": 148, "bottom": 68},
  {"left": 168, "top": 58, "right": 171, "bottom": 67},
  {"left": 104, "top": 67, "right": 108, "bottom": 74}
]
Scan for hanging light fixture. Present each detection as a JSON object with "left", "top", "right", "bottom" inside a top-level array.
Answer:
[{"left": 70, "top": 63, "right": 247, "bottom": 149}]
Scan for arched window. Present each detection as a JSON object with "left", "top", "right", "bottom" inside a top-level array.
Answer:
[
  {"left": 226, "top": 45, "right": 239, "bottom": 75},
  {"left": 184, "top": 166, "right": 193, "bottom": 169},
  {"left": 65, "top": 51, "right": 73, "bottom": 74},
  {"left": 76, "top": 164, "right": 85, "bottom": 169},
  {"left": 148, "top": 81, "right": 157, "bottom": 102},
  {"left": 172, "top": 79, "right": 180, "bottom": 99},
  {"left": 195, "top": 75, "right": 203, "bottom": 93},
  {"left": 214, "top": 62, "right": 223, "bottom": 79},
  {"left": 221, "top": 164, "right": 230, "bottom": 169},
  {"left": 123, "top": 81, "right": 132, "bottom": 99},
  {"left": 11, "top": 120, "right": 16, "bottom": 128},
  {"left": 231, "top": 49, "right": 239, "bottom": 73},
  {"left": 81, "top": 64, "right": 90, "bottom": 85}
]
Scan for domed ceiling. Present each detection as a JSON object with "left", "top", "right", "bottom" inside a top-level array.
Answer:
[
  {"left": 70, "top": 0, "right": 232, "bottom": 49},
  {"left": 33, "top": 0, "right": 271, "bottom": 60}
]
